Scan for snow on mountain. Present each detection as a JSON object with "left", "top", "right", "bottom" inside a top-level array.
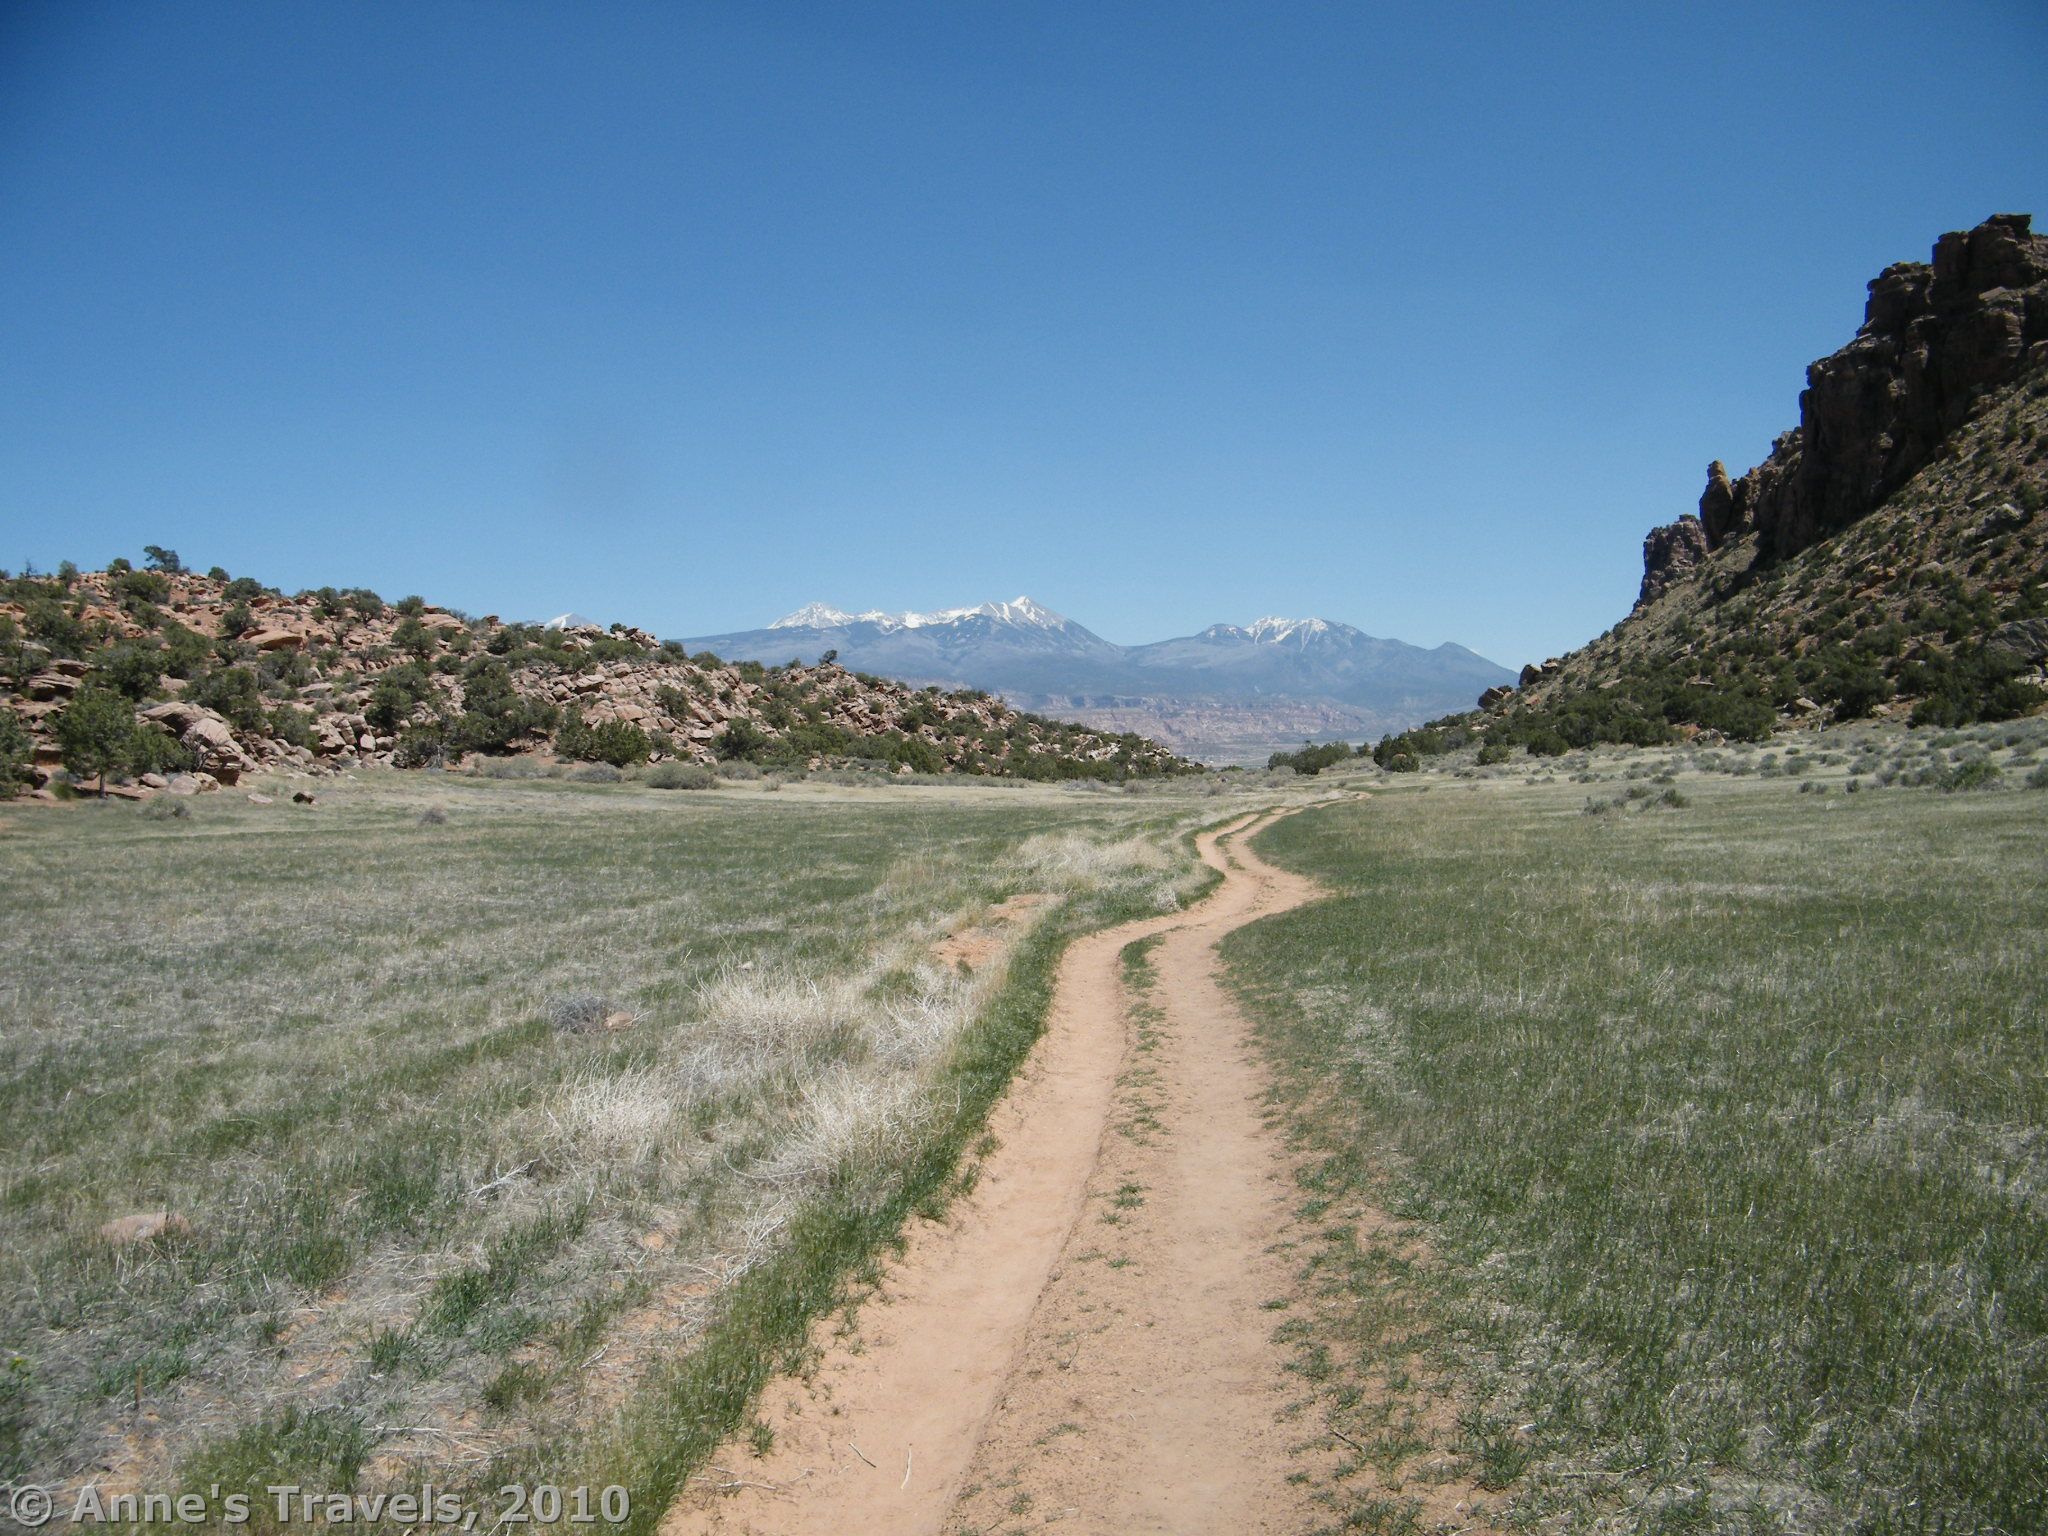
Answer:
[
  {"left": 770, "top": 596, "right": 1077, "bottom": 633},
  {"left": 543, "top": 611, "right": 597, "bottom": 630},
  {"left": 1199, "top": 617, "right": 1347, "bottom": 645},
  {"left": 768, "top": 602, "right": 858, "bottom": 630}
]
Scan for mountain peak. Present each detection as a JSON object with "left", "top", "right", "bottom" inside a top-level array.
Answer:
[
  {"left": 769, "top": 596, "right": 1074, "bottom": 633},
  {"left": 769, "top": 602, "right": 855, "bottom": 630},
  {"left": 1199, "top": 616, "right": 1349, "bottom": 645}
]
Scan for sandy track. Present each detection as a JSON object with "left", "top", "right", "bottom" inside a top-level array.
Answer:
[{"left": 663, "top": 809, "right": 1328, "bottom": 1536}]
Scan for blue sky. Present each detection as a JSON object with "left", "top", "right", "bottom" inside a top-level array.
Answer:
[{"left": 2, "top": 1, "right": 2044, "bottom": 667}]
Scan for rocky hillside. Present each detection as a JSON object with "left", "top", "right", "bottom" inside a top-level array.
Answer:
[
  {"left": 1447, "top": 214, "right": 2048, "bottom": 757},
  {"left": 0, "top": 567, "right": 1192, "bottom": 798}
]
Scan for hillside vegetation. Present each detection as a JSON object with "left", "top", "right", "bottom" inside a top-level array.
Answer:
[{"left": 0, "top": 561, "right": 1189, "bottom": 801}]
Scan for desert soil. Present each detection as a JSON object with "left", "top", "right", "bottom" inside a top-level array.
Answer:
[{"left": 661, "top": 808, "right": 1339, "bottom": 1535}]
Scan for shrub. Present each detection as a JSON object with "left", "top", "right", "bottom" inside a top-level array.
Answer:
[
  {"left": 95, "top": 642, "right": 166, "bottom": 701},
  {"left": 267, "top": 704, "right": 317, "bottom": 749},
  {"left": 1269, "top": 741, "right": 1352, "bottom": 775},
  {"left": 393, "top": 722, "right": 449, "bottom": 768},
  {"left": 1476, "top": 739, "right": 1515, "bottom": 765},
  {"left": 713, "top": 717, "right": 768, "bottom": 761},
  {"left": 556, "top": 709, "right": 652, "bottom": 767},
  {"left": 128, "top": 724, "right": 195, "bottom": 777},
  {"left": 114, "top": 569, "right": 171, "bottom": 604},
  {"left": 392, "top": 616, "right": 436, "bottom": 659},
  {"left": 142, "top": 796, "right": 191, "bottom": 821},
  {"left": 365, "top": 663, "right": 435, "bottom": 733},
  {"left": 1946, "top": 760, "right": 2002, "bottom": 792},
  {"left": 548, "top": 994, "right": 612, "bottom": 1034},
  {"left": 190, "top": 666, "right": 268, "bottom": 735},
  {"left": 471, "top": 755, "right": 547, "bottom": 780},
  {"left": 646, "top": 761, "right": 717, "bottom": 790},
  {"left": 567, "top": 762, "right": 622, "bottom": 783},
  {"left": 23, "top": 596, "right": 92, "bottom": 657},
  {"left": 449, "top": 660, "right": 556, "bottom": 753},
  {"left": 859, "top": 729, "right": 946, "bottom": 775},
  {"left": 220, "top": 602, "right": 253, "bottom": 638}
]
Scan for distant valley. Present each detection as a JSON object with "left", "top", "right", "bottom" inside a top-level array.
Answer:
[{"left": 678, "top": 599, "right": 1513, "bottom": 763}]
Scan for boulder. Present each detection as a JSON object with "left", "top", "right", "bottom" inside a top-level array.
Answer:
[
  {"left": 246, "top": 628, "right": 305, "bottom": 652},
  {"left": 181, "top": 714, "right": 254, "bottom": 772},
  {"left": 1988, "top": 617, "right": 2048, "bottom": 666},
  {"left": 23, "top": 672, "right": 81, "bottom": 701}
]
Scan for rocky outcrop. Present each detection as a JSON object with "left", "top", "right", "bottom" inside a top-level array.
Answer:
[
  {"left": 1639, "top": 214, "right": 2048, "bottom": 595},
  {"left": 1637, "top": 514, "right": 1711, "bottom": 607}
]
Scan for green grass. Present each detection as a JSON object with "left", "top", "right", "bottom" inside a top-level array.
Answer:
[
  {"left": 0, "top": 768, "right": 1256, "bottom": 1519},
  {"left": 1227, "top": 763, "right": 2048, "bottom": 1533}
]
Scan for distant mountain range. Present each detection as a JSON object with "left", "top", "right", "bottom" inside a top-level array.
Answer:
[{"left": 679, "top": 598, "right": 1512, "bottom": 763}]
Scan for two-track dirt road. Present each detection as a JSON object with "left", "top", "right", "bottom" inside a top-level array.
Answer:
[{"left": 663, "top": 808, "right": 1332, "bottom": 1535}]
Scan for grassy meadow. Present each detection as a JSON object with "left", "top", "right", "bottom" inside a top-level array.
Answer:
[
  {"left": 1228, "top": 735, "right": 2048, "bottom": 1534},
  {"left": 0, "top": 768, "right": 1245, "bottom": 1524}
]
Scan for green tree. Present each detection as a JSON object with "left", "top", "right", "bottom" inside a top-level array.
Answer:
[
  {"left": 0, "top": 708, "right": 31, "bottom": 795},
  {"left": 365, "top": 663, "right": 435, "bottom": 732},
  {"left": 392, "top": 615, "right": 436, "bottom": 660},
  {"left": 56, "top": 687, "right": 134, "bottom": 795},
  {"left": 95, "top": 642, "right": 166, "bottom": 701},
  {"left": 142, "top": 545, "right": 183, "bottom": 574},
  {"left": 713, "top": 717, "right": 767, "bottom": 761},
  {"left": 449, "top": 660, "right": 555, "bottom": 752}
]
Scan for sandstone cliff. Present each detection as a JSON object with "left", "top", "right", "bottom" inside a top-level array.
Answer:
[{"left": 1639, "top": 214, "right": 2048, "bottom": 604}]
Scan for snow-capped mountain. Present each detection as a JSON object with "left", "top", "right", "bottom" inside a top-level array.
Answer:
[
  {"left": 769, "top": 596, "right": 1077, "bottom": 634},
  {"left": 543, "top": 611, "right": 598, "bottom": 631},
  {"left": 679, "top": 598, "right": 1512, "bottom": 763},
  {"left": 1197, "top": 617, "right": 1339, "bottom": 646}
]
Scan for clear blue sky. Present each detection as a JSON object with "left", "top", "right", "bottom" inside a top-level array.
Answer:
[{"left": 3, "top": 1, "right": 2044, "bottom": 667}]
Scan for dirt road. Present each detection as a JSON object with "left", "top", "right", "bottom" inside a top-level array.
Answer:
[{"left": 663, "top": 808, "right": 1329, "bottom": 1535}]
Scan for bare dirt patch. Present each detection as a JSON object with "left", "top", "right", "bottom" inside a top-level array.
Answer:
[{"left": 931, "top": 892, "right": 1055, "bottom": 973}]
